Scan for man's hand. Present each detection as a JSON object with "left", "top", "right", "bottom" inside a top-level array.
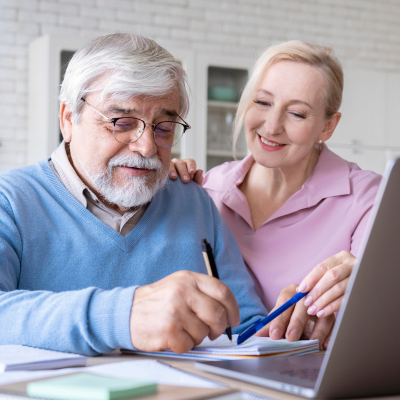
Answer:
[
  {"left": 255, "top": 285, "right": 335, "bottom": 350},
  {"left": 170, "top": 158, "right": 203, "bottom": 185},
  {"left": 129, "top": 271, "right": 240, "bottom": 354},
  {"left": 298, "top": 251, "right": 357, "bottom": 318}
]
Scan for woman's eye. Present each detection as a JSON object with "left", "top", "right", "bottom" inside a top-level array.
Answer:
[
  {"left": 290, "top": 112, "right": 306, "bottom": 119},
  {"left": 254, "top": 100, "right": 271, "bottom": 107}
]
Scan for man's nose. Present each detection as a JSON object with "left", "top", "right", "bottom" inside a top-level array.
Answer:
[{"left": 127, "top": 125, "right": 158, "bottom": 158}]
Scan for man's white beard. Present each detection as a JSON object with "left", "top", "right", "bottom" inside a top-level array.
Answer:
[{"left": 81, "top": 153, "right": 168, "bottom": 208}]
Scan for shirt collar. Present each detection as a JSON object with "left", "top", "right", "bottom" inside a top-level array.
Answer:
[
  {"left": 204, "top": 144, "right": 351, "bottom": 223},
  {"left": 50, "top": 141, "right": 101, "bottom": 208}
]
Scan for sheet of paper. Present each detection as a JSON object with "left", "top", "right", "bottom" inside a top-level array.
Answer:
[
  {"left": 0, "top": 360, "right": 223, "bottom": 389},
  {"left": 86, "top": 360, "right": 223, "bottom": 388},
  {"left": 0, "top": 345, "right": 87, "bottom": 372}
]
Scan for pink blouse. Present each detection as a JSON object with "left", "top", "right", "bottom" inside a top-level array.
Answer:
[{"left": 203, "top": 145, "right": 381, "bottom": 311}]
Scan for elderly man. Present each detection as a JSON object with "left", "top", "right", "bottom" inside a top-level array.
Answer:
[{"left": 0, "top": 34, "right": 266, "bottom": 355}]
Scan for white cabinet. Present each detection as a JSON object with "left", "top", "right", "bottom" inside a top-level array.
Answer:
[
  {"left": 327, "top": 145, "right": 388, "bottom": 175},
  {"left": 331, "top": 68, "right": 387, "bottom": 147},
  {"left": 327, "top": 67, "right": 400, "bottom": 174}
]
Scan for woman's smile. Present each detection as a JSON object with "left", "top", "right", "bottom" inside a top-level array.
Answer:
[{"left": 258, "top": 134, "right": 287, "bottom": 151}]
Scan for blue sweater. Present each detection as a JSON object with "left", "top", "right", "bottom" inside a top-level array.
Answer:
[{"left": 0, "top": 160, "right": 266, "bottom": 355}]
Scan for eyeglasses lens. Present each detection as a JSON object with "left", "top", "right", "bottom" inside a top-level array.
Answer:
[
  {"left": 113, "top": 118, "right": 143, "bottom": 144},
  {"left": 113, "top": 118, "right": 184, "bottom": 147},
  {"left": 154, "top": 122, "right": 184, "bottom": 148}
]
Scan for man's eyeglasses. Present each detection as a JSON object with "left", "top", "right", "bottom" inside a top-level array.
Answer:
[{"left": 81, "top": 98, "right": 191, "bottom": 148}]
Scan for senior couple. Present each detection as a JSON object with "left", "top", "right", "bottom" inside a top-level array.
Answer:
[{"left": 0, "top": 34, "right": 380, "bottom": 355}]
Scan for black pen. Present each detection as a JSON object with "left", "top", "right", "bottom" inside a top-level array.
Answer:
[{"left": 201, "top": 238, "right": 233, "bottom": 341}]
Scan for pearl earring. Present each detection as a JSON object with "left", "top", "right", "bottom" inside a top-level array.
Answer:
[{"left": 319, "top": 140, "right": 323, "bottom": 144}]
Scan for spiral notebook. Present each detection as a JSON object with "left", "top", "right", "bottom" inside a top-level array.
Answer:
[{"left": 122, "top": 335, "right": 319, "bottom": 361}]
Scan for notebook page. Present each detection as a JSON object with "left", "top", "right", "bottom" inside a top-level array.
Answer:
[{"left": 190, "top": 335, "right": 319, "bottom": 355}]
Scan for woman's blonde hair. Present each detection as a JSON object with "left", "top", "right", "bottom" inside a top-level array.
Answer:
[{"left": 233, "top": 40, "right": 344, "bottom": 158}]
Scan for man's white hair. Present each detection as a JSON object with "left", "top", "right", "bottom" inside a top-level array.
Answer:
[{"left": 59, "top": 33, "right": 189, "bottom": 124}]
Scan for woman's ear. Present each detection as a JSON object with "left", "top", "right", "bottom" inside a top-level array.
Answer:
[
  {"left": 320, "top": 112, "right": 341, "bottom": 142},
  {"left": 60, "top": 103, "right": 74, "bottom": 143}
]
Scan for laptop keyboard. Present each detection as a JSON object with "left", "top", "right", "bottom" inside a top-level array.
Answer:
[{"left": 279, "top": 368, "right": 320, "bottom": 382}]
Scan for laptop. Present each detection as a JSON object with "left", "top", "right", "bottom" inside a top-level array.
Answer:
[{"left": 196, "top": 157, "right": 400, "bottom": 399}]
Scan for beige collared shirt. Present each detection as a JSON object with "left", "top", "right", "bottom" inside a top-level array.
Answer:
[{"left": 49, "top": 142, "right": 147, "bottom": 236}]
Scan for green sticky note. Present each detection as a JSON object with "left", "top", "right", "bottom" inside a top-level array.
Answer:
[{"left": 26, "top": 372, "right": 157, "bottom": 400}]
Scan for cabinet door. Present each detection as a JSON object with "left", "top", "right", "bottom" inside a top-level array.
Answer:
[
  {"left": 327, "top": 145, "right": 387, "bottom": 175},
  {"left": 196, "top": 55, "right": 253, "bottom": 171},
  {"left": 331, "top": 68, "right": 386, "bottom": 147}
]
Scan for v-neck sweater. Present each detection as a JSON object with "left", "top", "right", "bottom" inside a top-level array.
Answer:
[
  {"left": 203, "top": 145, "right": 382, "bottom": 311},
  {"left": 0, "top": 160, "right": 266, "bottom": 355}
]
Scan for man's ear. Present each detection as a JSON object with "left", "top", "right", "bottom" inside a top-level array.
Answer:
[
  {"left": 320, "top": 112, "right": 341, "bottom": 142},
  {"left": 60, "top": 103, "right": 74, "bottom": 143}
]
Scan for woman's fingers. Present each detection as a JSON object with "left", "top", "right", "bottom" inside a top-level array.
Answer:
[
  {"left": 298, "top": 252, "right": 345, "bottom": 293},
  {"left": 308, "top": 293, "right": 345, "bottom": 318},
  {"left": 193, "top": 169, "right": 204, "bottom": 186},
  {"left": 169, "top": 159, "right": 178, "bottom": 179},
  {"left": 170, "top": 158, "right": 198, "bottom": 183},
  {"left": 297, "top": 251, "right": 356, "bottom": 317},
  {"left": 284, "top": 300, "right": 310, "bottom": 342},
  {"left": 309, "top": 314, "right": 335, "bottom": 350},
  {"left": 267, "top": 284, "right": 298, "bottom": 340},
  {"left": 304, "top": 265, "right": 351, "bottom": 309}
]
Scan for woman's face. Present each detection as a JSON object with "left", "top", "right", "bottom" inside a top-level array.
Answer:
[{"left": 244, "top": 60, "right": 331, "bottom": 170}]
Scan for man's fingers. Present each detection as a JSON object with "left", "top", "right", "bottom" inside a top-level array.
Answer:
[
  {"left": 167, "top": 329, "right": 195, "bottom": 354},
  {"left": 180, "top": 309, "right": 211, "bottom": 346},
  {"left": 309, "top": 314, "right": 335, "bottom": 350},
  {"left": 309, "top": 294, "right": 345, "bottom": 318},
  {"left": 194, "top": 273, "right": 240, "bottom": 328}
]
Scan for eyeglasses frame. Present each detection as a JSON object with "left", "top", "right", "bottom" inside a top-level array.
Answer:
[{"left": 80, "top": 98, "right": 191, "bottom": 148}]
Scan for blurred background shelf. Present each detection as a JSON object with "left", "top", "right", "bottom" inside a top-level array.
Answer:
[{"left": 28, "top": 36, "right": 400, "bottom": 175}]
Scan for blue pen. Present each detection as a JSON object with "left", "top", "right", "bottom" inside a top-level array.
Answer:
[{"left": 237, "top": 291, "right": 310, "bottom": 345}]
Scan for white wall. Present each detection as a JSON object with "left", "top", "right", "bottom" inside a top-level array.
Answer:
[{"left": 1, "top": 0, "right": 400, "bottom": 171}]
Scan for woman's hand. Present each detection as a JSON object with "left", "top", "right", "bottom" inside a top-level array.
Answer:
[
  {"left": 255, "top": 284, "right": 335, "bottom": 350},
  {"left": 255, "top": 251, "right": 356, "bottom": 349},
  {"left": 297, "top": 250, "right": 357, "bottom": 318},
  {"left": 169, "top": 158, "right": 203, "bottom": 186}
]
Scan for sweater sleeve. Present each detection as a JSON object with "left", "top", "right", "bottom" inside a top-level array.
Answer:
[
  {"left": 0, "top": 196, "right": 135, "bottom": 356},
  {"left": 208, "top": 196, "right": 268, "bottom": 333}
]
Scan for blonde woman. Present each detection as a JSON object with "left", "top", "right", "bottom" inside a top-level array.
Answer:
[{"left": 170, "top": 41, "right": 381, "bottom": 349}]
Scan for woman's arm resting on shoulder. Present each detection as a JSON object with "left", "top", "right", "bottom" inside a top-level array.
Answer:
[
  {"left": 297, "top": 250, "right": 356, "bottom": 318},
  {"left": 170, "top": 158, "right": 203, "bottom": 185}
]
